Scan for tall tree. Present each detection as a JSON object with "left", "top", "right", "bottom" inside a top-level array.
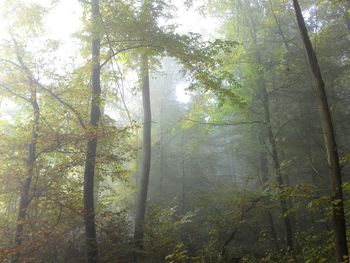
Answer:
[
  {"left": 134, "top": 53, "right": 152, "bottom": 262},
  {"left": 133, "top": 3, "right": 152, "bottom": 261},
  {"left": 292, "top": 0, "right": 349, "bottom": 261},
  {"left": 260, "top": 72, "right": 294, "bottom": 250},
  {"left": 13, "top": 49, "right": 40, "bottom": 263},
  {"left": 244, "top": 0, "right": 294, "bottom": 249},
  {"left": 83, "top": 0, "right": 101, "bottom": 262}
]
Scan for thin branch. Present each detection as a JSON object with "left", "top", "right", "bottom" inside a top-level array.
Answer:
[
  {"left": 11, "top": 36, "right": 87, "bottom": 129},
  {"left": 221, "top": 197, "right": 263, "bottom": 258},
  {"left": 185, "top": 119, "right": 262, "bottom": 126},
  {"left": 309, "top": 158, "right": 320, "bottom": 176},
  {"left": 98, "top": 12, "right": 133, "bottom": 123},
  {"left": 35, "top": 137, "right": 63, "bottom": 159},
  {"left": 268, "top": 0, "right": 290, "bottom": 50},
  {"left": 36, "top": 83, "right": 86, "bottom": 129},
  {"left": 0, "top": 83, "right": 31, "bottom": 103},
  {"left": 103, "top": 38, "right": 145, "bottom": 44},
  {"left": 274, "top": 119, "right": 294, "bottom": 139},
  {"left": 100, "top": 44, "right": 163, "bottom": 68},
  {"left": 0, "top": 58, "right": 22, "bottom": 69}
]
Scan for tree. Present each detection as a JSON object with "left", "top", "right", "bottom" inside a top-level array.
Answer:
[
  {"left": 134, "top": 53, "right": 152, "bottom": 262},
  {"left": 83, "top": 0, "right": 101, "bottom": 262},
  {"left": 12, "top": 43, "right": 40, "bottom": 263},
  {"left": 1, "top": 0, "right": 349, "bottom": 262},
  {"left": 133, "top": 0, "right": 153, "bottom": 260},
  {"left": 292, "top": 0, "right": 349, "bottom": 261},
  {"left": 253, "top": 32, "right": 294, "bottom": 252}
]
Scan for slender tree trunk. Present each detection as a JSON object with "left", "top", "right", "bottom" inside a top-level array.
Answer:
[
  {"left": 260, "top": 80, "right": 294, "bottom": 250},
  {"left": 258, "top": 148, "right": 269, "bottom": 185},
  {"left": 253, "top": 45, "right": 294, "bottom": 250},
  {"left": 258, "top": 146, "right": 279, "bottom": 250},
  {"left": 13, "top": 83, "right": 39, "bottom": 263},
  {"left": 83, "top": 0, "right": 100, "bottom": 262},
  {"left": 159, "top": 99, "right": 165, "bottom": 197},
  {"left": 253, "top": 50, "right": 294, "bottom": 251},
  {"left": 292, "top": 0, "right": 349, "bottom": 261},
  {"left": 134, "top": 54, "right": 152, "bottom": 262},
  {"left": 239, "top": 0, "right": 294, "bottom": 249},
  {"left": 181, "top": 158, "right": 186, "bottom": 215}
]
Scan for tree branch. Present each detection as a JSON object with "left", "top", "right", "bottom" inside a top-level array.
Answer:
[
  {"left": 98, "top": 12, "right": 133, "bottom": 123},
  {"left": 100, "top": 44, "right": 164, "bottom": 68},
  {"left": 0, "top": 83, "right": 31, "bottom": 103},
  {"left": 221, "top": 197, "right": 263, "bottom": 258},
  {"left": 185, "top": 119, "right": 262, "bottom": 126},
  {"left": 11, "top": 36, "right": 86, "bottom": 129},
  {"left": 36, "top": 83, "right": 86, "bottom": 129}
]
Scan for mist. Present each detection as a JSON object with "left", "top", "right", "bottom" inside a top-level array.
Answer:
[{"left": 0, "top": 0, "right": 349, "bottom": 263}]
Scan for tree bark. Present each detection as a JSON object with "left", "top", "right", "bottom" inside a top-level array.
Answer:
[
  {"left": 83, "top": 0, "right": 100, "bottom": 262},
  {"left": 292, "top": 0, "right": 349, "bottom": 261},
  {"left": 13, "top": 82, "right": 39, "bottom": 263},
  {"left": 134, "top": 54, "right": 152, "bottom": 262}
]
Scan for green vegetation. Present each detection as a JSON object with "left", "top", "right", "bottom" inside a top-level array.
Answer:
[{"left": 0, "top": 0, "right": 350, "bottom": 262}]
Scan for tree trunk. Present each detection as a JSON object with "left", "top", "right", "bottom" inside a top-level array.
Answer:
[
  {"left": 134, "top": 54, "right": 152, "bottom": 262},
  {"left": 240, "top": 0, "right": 294, "bottom": 249},
  {"left": 181, "top": 158, "right": 186, "bottom": 215},
  {"left": 13, "top": 82, "right": 39, "bottom": 263},
  {"left": 292, "top": 0, "right": 349, "bottom": 261},
  {"left": 83, "top": 0, "right": 101, "bottom": 262},
  {"left": 260, "top": 79, "right": 294, "bottom": 251},
  {"left": 258, "top": 146, "right": 279, "bottom": 251},
  {"left": 159, "top": 98, "right": 165, "bottom": 197}
]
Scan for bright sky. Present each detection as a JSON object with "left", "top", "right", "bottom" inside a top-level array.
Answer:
[
  {"left": 34, "top": 0, "right": 218, "bottom": 61},
  {"left": 0, "top": 0, "right": 219, "bottom": 107},
  {"left": 44, "top": 0, "right": 82, "bottom": 47}
]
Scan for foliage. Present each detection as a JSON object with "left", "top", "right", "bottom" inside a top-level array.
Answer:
[{"left": 0, "top": 0, "right": 349, "bottom": 262}]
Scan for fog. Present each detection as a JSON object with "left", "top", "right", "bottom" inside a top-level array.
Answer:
[{"left": 0, "top": 0, "right": 349, "bottom": 263}]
